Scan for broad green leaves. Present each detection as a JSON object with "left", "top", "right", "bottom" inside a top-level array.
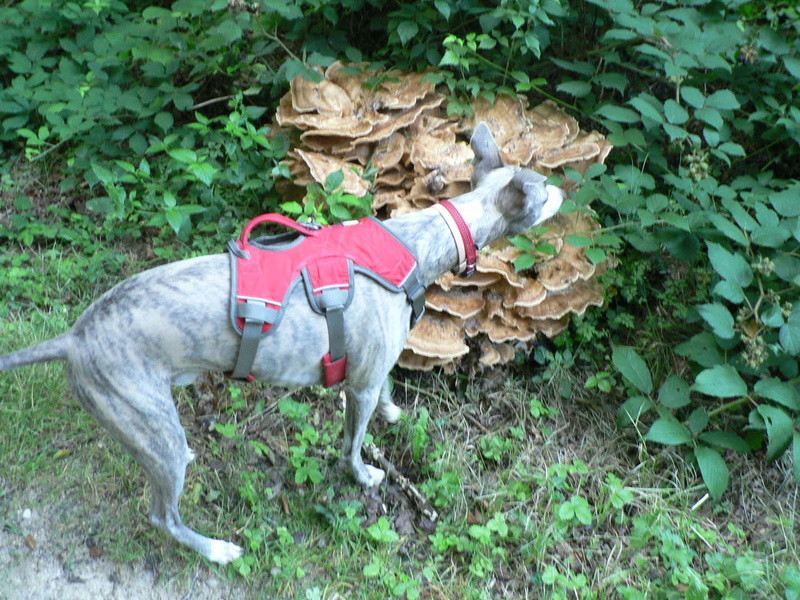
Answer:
[
  {"left": 696, "top": 304, "right": 735, "bottom": 339},
  {"left": 580, "top": 2, "right": 800, "bottom": 498},
  {"left": 645, "top": 419, "right": 692, "bottom": 445},
  {"left": 693, "top": 365, "right": 747, "bottom": 398},
  {"left": 694, "top": 446, "right": 729, "bottom": 500},
  {"left": 612, "top": 346, "right": 653, "bottom": 394}
]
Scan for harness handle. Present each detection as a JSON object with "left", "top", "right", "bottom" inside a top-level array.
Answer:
[{"left": 240, "top": 213, "right": 320, "bottom": 246}]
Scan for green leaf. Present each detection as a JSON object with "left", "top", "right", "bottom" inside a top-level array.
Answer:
[
  {"left": 596, "top": 104, "right": 641, "bottom": 124},
  {"left": 617, "top": 395, "right": 653, "bottom": 426},
  {"left": 585, "top": 247, "right": 607, "bottom": 264},
  {"left": 680, "top": 86, "right": 705, "bottom": 108},
  {"left": 434, "top": 0, "right": 451, "bottom": 19},
  {"left": 565, "top": 234, "right": 594, "bottom": 247},
  {"left": 721, "top": 197, "right": 758, "bottom": 231},
  {"left": 261, "top": 0, "right": 303, "bottom": 18},
  {"left": 397, "top": 21, "right": 419, "bottom": 45},
  {"left": 757, "top": 404, "right": 794, "bottom": 462},
  {"left": 779, "top": 316, "right": 800, "bottom": 356},
  {"left": 675, "top": 332, "right": 723, "bottom": 367},
  {"left": 593, "top": 72, "right": 628, "bottom": 93},
  {"left": 612, "top": 346, "right": 653, "bottom": 394},
  {"left": 86, "top": 197, "right": 114, "bottom": 213},
  {"left": 367, "top": 517, "right": 400, "bottom": 543},
  {"left": 91, "top": 163, "right": 116, "bottom": 186},
  {"left": 695, "top": 107, "right": 723, "bottom": 130},
  {"left": 770, "top": 185, "right": 800, "bottom": 217},
  {"left": 165, "top": 207, "right": 187, "bottom": 234},
  {"left": 697, "top": 303, "right": 736, "bottom": 339},
  {"left": 694, "top": 445, "right": 730, "bottom": 500},
  {"left": 280, "top": 201, "right": 303, "bottom": 215},
  {"left": 761, "top": 303, "right": 785, "bottom": 328},
  {"left": 751, "top": 224, "right": 790, "bottom": 248},
  {"left": 705, "top": 90, "right": 740, "bottom": 110},
  {"left": 213, "top": 19, "right": 243, "bottom": 43},
  {"left": 363, "top": 562, "right": 382, "bottom": 578},
  {"left": 783, "top": 56, "right": 800, "bottom": 80},
  {"left": 774, "top": 255, "right": 800, "bottom": 284},
  {"left": 658, "top": 375, "right": 691, "bottom": 409},
  {"left": 325, "top": 169, "right": 345, "bottom": 190},
  {"left": 329, "top": 203, "right": 352, "bottom": 221},
  {"left": 550, "top": 58, "right": 595, "bottom": 76},
  {"left": 628, "top": 96, "right": 663, "bottom": 123},
  {"left": 8, "top": 52, "right": 32, "bottom": 74},
  {"left": 167, "top": 148, "right": 198, "bottom": 164},
  {"left": 707, "top": 213, "right": 748, "bottom": 246},
  {"left": 794, "top": 433, "right": 800, "bottom": 484},
  {"left": 154, "top": 111, "right": 173, "bottom": 133},
  {"left": 662, "top": 123, "right": 690, "bottom": 141},
  {"left": 717, "top": 142, "right": 745, "bottom": 157},
  {"left": 754, "top": 378, "right": 800, "bottom": 411},
  {"left": 188, "top": 162, "right": 217, "bottom": 186},
  {"left": 664, "top": 99, "right": 689, "bottom": 124},
  {"left": 556, "top": 81, "right": 592, "bottom": 97},
  {"left": 713, "top": 280, "right": 745, "bottom": 304},
  {"left": 688, "top": 408, "right": 709, "bottom": 434},
  {"left": 646, "top": 418, "right": 693, "bottom": 445},
  {"left": 706, "top": 242, "right": 753, "bottom": 287},
  {"left": 699, "top": 431, "right": 751, "bottom": 454},
  {"left": 513, "top": 253, "right": 535, "bottom": 272},
  {"left": 693, "top": 365, "right": 747, "bottom": 398}
]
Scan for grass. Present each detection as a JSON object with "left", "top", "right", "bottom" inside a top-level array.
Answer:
[{"left": 0, "top": 243, "right": 798, "bottom": 599}]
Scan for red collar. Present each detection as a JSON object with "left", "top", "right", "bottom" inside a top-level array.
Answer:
[{"left": 435, "top": 200, "right": 477, "bottom": 276}]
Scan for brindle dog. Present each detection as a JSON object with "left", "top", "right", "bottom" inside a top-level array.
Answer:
[{"left": 0, "top": 123, "right": 563, "bottom": 563}]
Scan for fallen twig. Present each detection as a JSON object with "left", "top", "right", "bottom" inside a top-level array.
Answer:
[{"left": 365, "top": 441, "right": 438, "bottom": 523}]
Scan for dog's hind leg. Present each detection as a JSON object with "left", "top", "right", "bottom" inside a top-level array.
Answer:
[
  {"left": 341, "top": 384, "right": 385, "bottom": 487},
  {"left": 68, "top": 368, "right": 243, "bottom": 564},
  {"left": 377, "top": 379, "right": 402, "bottom": 423}
]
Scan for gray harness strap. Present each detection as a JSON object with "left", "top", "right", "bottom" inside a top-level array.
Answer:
[
  {"left": 317, "top": 288, "right": 349, "bottom": 363},
  {"left": 231, "top": 300, "right": 280, "bottom": 381},
  {"left": 402, "top": 269, "right": 426, "bottom": 327}
]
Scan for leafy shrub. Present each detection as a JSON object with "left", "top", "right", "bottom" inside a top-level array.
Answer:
[
  {"left": 0, "top": 0, "right": 291, "bottom": 243},
  {"left": 562, "top": 0, "right": 800, "bottom": 497}
]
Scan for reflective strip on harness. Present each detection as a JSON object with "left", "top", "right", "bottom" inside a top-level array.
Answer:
[{"left": 228, "top": 215, "right": 423, "bottom": 385}]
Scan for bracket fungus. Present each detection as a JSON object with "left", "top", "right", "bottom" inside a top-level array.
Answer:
[{"left": 275, "top": 64, "right": 612, "bottom": 371}]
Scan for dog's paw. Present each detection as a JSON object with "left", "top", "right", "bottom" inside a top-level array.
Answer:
[
  {"left": 207, "top": 540, "right": 244, "bottom": 565},
  {"left": 357, "top": 464, "right": 386, "bottom": 488},
  {"left": 380, "top": 402, "right": 402, "bottom": 423}
]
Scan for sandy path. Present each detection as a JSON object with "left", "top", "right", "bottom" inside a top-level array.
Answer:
[{"left": 0, "top": 497, "right": 248, "bottom": 600}]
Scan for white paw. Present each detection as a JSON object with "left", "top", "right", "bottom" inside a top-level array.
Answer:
[
  {"left": 207, "top": 540, "right": 244, "bottom": 564},
  {"left": 357, "top": 464, "right": 386, "bottom": 488},
  {"left": 380, "top": 403, "right": 402, "bottom": 424}
]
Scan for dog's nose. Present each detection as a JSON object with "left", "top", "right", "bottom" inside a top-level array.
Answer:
[{"left": 534, "top": 185, "right": 565, "bottom": 225}]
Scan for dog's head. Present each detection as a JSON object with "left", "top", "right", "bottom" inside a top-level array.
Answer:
[{"left": 470, "top": 122, "right": 565, "bottom": 235}]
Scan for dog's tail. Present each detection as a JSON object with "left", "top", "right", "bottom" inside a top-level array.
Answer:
[{"left": 0, "top": 333, "right": 72, "bottom": 371}]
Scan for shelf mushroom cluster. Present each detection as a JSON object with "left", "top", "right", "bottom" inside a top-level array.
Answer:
[{"left": 275, "top": 63, "right": 612, "bottom": 370}]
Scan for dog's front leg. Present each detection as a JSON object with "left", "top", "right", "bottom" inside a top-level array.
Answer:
[{"left": 341, "top": 384, "right": 385, "bottom": 487}]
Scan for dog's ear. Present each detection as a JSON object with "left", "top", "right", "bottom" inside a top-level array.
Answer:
[{"left": 470, "top": 122, "right": 503, "bottom": 186}]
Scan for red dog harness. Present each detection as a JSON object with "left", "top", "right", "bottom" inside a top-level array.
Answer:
[{"left": 227, "top": 214, "right": 426, "bottom": 385}]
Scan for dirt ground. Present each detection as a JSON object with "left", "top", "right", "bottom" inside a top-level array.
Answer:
[{"left": 0, "top": 485, "right": 248, "bottom": 600}]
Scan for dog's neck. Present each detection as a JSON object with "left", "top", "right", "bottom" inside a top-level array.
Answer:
[{"left": 384, "top": 172, "right": 516, "bottom": 287}]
